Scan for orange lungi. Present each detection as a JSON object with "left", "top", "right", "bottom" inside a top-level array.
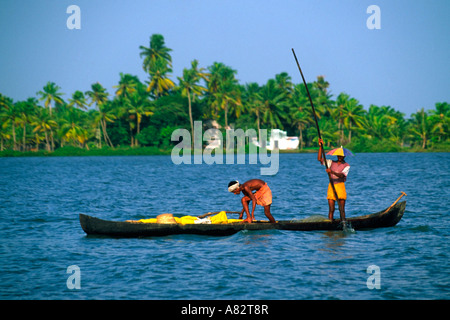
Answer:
[{"left": 242, "top": 183, "right": 273, "bottom": 206}]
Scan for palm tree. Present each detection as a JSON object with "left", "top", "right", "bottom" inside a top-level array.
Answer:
[
  {"left": 146, "top": 56, "right": 175, "bottom": 98},
  {"left": 0, "top": 123, "right": 10, "bottom": 151},
  {"left": 430, "top": 102, "right": 449, "bottom": 143},
  {"left": 260, "top": 79, "right": 288, "bottom": 129},
  {"left": 126, "top": 91, "right": 153, "bottom": 146},
  {"left": 178, "top": 60, "right": 208, "bottom": 143},
  {"left": 90, "top": 106, "right": 116, "bottom": 148},
  {"left": 139, "top": 34, "right": 174, "bottom": 98},
  {"left": 59, "top": 107, "right": 89, "bottom": 149},
  {"left": 292, "top": 110, "right": 310, "bottom": 149},
  {"left": 314, "top": 75, "right": 330, "bottom": 94},
  {"left": 316, "top": 117, "right": 339, "bottom": 147},
  {"left": 291, "top": 83, "right": 315, "bottom": 148},
  {"left": 113, "top": 73, "right": 137, "bottom": 100},
  {"left": 31, "top": 107, "right": 57, "bottom": 151},
  {"left": 16, "top": 98, "right": 38, "bottom": 151},
  {"left": 243, "top": 83, "right": 264, "bottom": 133},
  {"left": 37, "top": 82, "right": 64, "bottom": 116},
  {"left": 363, "top": 105, "right": 401, "bottom": 143},
  {"left": 408, "top": 108, "right": 432, "bottom": 149},
  {"left": 274, "top": 72, "right": 293, "bottom": 98},
  {"left": 189, "top": 59, "right": 209, "bottom": 98},
  {"left": 0, "top": 94, "right": 14, "bottom": 150},
  {"left": 207, "top": 62, "right": 241, "bottom": 127},
  {"left": 333, "top": 93, "right": 350, "bottom": 145},
  {"left": 2, "top": 101, "right": 20, "bottom": 150},
  {"left": 114, "top": 77, "right": 150, "bottom": 147},
  {"left": 223, "top": 79, "right": 243, "bottom": 127},
  {"left": 139, "top": 34, "right": 172, "bottom": 72},
  {"left": 86, "top": 83, "right": 114, "bottom": 147},
  {"left": 385, "top": 108, "right": 407, "bottom": 146},
  {"left": 341, "top": 97, "right": 366, "bottom": 143},
  {"left": 291, "top": 95, "right": 309, "bottom": 149},
  {"left": 0, "top": 93, "right": 12, "bottom": 111},
  {"left": 206, "top": 62, "right": 224, "bottom": 120},
  {"left": 68, "top": 91, "right": 88, "bottom": 110},
  {"left": 313, "top": 75, "right": 334, "bottom": 118},
  {"left": 86, "top": 82, "right": 108, "bottom": 106}
]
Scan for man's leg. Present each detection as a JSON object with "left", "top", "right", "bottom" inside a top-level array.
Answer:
[
  {"left": 241, "top": 197, "right": 252, "bottom": 223},
  {"left": 264, "top": 205, "right": 276, "bottom": 223},
  {"left": 327, "top": 199, "right": 335, "bottom": 220},
  {"left": 338, "top": 199, "right": 346, "bottom": 220}
]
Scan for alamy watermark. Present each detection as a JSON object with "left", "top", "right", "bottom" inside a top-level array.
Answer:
[
  {"left": 366, "top": 5, "right": 381, "bottom": 30},
  {"left": 366, "top": 265, "right": 381, "bottom": 289},
  {"left": 66, "top": 265, "right": 81, "bottom": 289},
  {"left": 171, "top": 121, "right": 279, "bottom": 175},
  {"left": 67, "top": 5, "right": 381, "bottom": 31},
  {"left": 66, "top": 5, "right": 81, "bottom": 30}
]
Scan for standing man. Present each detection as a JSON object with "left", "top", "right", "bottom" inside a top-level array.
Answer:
[
  {"left": 317, "top": 138, "right": 350, "bottom": 220},
  {"left": 228, "top": 179, "right": 276, "bottom": 223}
]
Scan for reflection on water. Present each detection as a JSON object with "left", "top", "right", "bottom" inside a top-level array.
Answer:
[
  {"left": 320, "top": 231, "right": 350, "bottom": 252},
  {"left": 242, "top": 233, "right": 276, "bottom": 246}
]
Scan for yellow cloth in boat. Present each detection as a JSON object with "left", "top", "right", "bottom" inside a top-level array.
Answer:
[
  {"left": 138, "top": 218, "right": 157, "bottom": 223},
  {"left": 138, "top": 211, "right": 242, "bottom": 224},
  {"left": 209, "top": 211, "right": 227, "bottom": 224},
  {"left": 175, "top": 215, "right": 198, "bottom": 224}
]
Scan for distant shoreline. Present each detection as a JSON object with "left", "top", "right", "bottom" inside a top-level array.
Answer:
[{"left": 1, "top": 145, "right": 448, "bottom": 157}]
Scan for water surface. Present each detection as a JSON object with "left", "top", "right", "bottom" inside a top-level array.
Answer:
[{"left": 0, "top": 153, "right": 448, "bottom": 299}]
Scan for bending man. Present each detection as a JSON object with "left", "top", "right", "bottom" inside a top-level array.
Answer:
[{"left": 228, "top": 179, "right": 276, "bottom": 223}]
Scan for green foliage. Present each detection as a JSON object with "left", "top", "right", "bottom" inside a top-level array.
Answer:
[
  {"left": 0, "top": 34, "right": 448, "bottom": 155},
  {"left": 136, "top": 125, "right": 159, "bottom": 146},
  {"left": 347, "top": 137, "right": 403, "bottom": 153}
]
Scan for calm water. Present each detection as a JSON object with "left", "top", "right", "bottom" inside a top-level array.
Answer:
[{"left": 0, "top": 153, "right": 449, "bottom": 300}]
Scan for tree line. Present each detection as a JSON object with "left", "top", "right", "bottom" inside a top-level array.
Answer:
[{"left": 1, "top": 34, "right": 448, "bottom": 154}]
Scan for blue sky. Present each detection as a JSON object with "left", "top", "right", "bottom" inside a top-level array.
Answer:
[{"left": 0, "top": 0, "right": 449, "bottom": 117}]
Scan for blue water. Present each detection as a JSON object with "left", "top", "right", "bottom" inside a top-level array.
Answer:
[{"left": 0, "top": 153, "right": 449, "bottom": 300}]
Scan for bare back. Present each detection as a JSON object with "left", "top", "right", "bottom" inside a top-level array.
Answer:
[{"left": 241, "top": 179, "right": 266, "bottom": 195}]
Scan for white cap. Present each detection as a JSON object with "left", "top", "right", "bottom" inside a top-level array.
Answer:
[{"left": 228, "top": 181, "right": 240, "bottom": 192}]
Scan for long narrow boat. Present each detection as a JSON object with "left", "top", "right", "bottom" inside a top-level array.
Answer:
[{"left": 79, "top": 200, "right": 406, "bottom": 238}]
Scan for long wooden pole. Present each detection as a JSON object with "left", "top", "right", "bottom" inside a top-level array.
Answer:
[{"left": 291, "top": 48, "right": 346, "bottom": 222}]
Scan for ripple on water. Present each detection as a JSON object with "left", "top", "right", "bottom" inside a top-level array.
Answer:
[{"left": 0, "top": 154, "right": 449, "bottom": 299}]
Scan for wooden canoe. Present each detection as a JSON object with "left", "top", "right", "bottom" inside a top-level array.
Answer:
[{"left": 79, "top": 201, "right": 406, "bottom": 238}]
